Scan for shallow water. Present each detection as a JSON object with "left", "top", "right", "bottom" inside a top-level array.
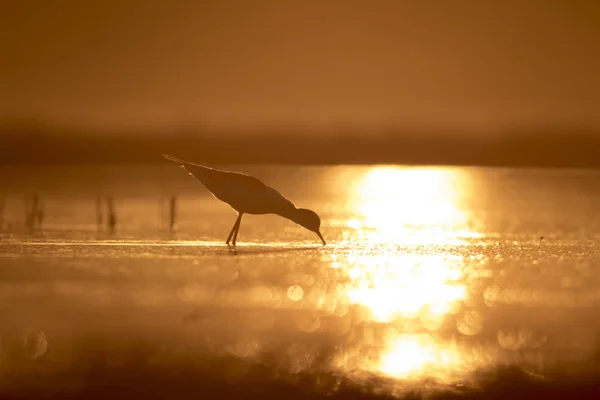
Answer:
[{"left": 1, "top": 164, "right": 600, "bottom": 399}]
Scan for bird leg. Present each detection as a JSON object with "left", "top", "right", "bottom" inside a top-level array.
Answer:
[
  {"left": 225, "top": 214, "right": 240, "bottom": 244},
  {"left": 226, "top": 212, "right": 243, "bottom": 245},
  {"left": 231, "top": 213, "right": 244, "bottom": 245}
]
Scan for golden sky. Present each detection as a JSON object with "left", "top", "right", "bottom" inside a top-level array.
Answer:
[{"left": 1, "top": 0, "right": 599, "bottom": 130}]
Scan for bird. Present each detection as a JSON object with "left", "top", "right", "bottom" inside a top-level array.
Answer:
[{"left": 162, "top": 154, "right": 326, "bottom": 246}]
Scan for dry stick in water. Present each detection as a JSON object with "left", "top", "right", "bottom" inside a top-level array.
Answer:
[
  {"left": 538, "top": 236, "right": 544, "bottom": 250},
  {"left": 36, "top": 196, "right": 44, "bottom": 227},
  {"left": 169, "top": 195, "right": 177, "bottom": 232},
  {"left": 106, "top": 196, "right": 117, "bottom": 232},
  {"left": 24, "top": 194, "right": 39, "bottom": 230},
  {"left": 31, "top": 194, "right": 39, "bottom": 229},
  {"left": 0, "top": 196, "right": 5, "bottom": 229}
]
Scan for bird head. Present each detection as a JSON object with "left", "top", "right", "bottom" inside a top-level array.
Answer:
[{"left": 292, "top": 208, "right": 326, "bottom": 245}]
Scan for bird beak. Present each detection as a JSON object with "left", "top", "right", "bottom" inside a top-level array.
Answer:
[{"left": 317, "top": 231, "right": 326, "bottom": 246}]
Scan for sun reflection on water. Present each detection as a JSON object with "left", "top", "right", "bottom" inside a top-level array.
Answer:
[
  {"left": 379, "top": 333, "right": 461, "bottom": 378},
  {"left": 333, "top": 249, "right": 478, "bottom": 381},
  {"left": 347, "top": 166, "right": 480, "bottom": 244},
  {"left": 344, "top": 253, "right": 466, "bottom": 323},
  {"left": 333, "top": 166, "right": 486, "bottom": 383}
]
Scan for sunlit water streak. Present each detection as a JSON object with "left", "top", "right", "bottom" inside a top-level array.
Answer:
[
  {"left": 326, "top": 167, "right": 485, "bottom": 384},
  {"left": 325, "top": 248, "right": 486, "bottom": 388},
  {"left": 346, "top": 167, "right": 482, "bottom": 244}
]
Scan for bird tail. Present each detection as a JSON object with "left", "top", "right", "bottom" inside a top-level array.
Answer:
[
  {"left": 162, "top": 154, "right": 214, "bottom": 185},
  {"left": 162, "top": 154, "right": 201, "bottom": 166}
]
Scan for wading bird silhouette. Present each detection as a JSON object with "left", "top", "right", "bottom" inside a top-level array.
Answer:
[{"left": 163, "top": 154, "right": 326, "bottom": 246}]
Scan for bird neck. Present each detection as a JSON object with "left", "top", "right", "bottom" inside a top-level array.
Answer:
[{"left": 277, "top": 206, "right": 300, "bottom": 222}]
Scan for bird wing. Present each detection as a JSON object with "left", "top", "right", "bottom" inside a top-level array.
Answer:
[
  {"left": 163, "top": 154, "right": 295, "bottom": 213},
  {"left": 219, "top": 171, "right": 269, "bottom": 192},
  {"left": 182, "top": 163, "right": 269, "bottom": 196},
  {"left": 215, "top": 170, "right": 297, "bottom": 213},
  {"left": 163, "top": 153, "right": 270, "bottom": 194}
]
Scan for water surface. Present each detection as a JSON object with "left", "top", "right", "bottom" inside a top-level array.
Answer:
[{"left": 1, "top": 165, "right": 600, "bottom": 399}]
